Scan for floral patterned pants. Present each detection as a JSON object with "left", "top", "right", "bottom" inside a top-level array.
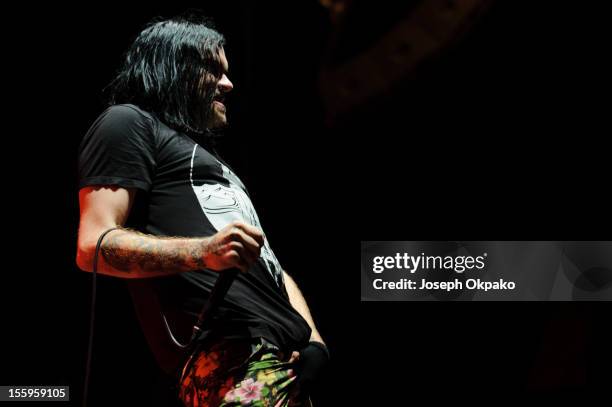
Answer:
[{"left": 178, "top": 337, "right": 312, "bottom": 407}]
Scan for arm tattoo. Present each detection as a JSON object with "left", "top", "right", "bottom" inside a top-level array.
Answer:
[{"left": 101, "top": 229, "right": 207, "bottom": 274}]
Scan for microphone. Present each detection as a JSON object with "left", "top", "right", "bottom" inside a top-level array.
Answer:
[{"left": 189, "top": 267, "right": 240, "bottom": 343}]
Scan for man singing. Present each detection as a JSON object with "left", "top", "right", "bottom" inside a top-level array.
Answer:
[{"left": 76, "top": 15, "right": 328, "bottom": 406}]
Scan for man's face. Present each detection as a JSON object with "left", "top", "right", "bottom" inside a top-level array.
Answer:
[{"left": 208, "top": 47, "right": 233, "bottom": 129}]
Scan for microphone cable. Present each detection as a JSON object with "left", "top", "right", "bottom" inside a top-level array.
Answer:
[
  {"left": 82, "top": 226, "right": 122, "bottom": 407},
  {"left": 82, "top": 226, "right": 240, "bottom": 406}
]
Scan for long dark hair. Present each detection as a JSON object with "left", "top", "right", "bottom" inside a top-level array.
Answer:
[{"left": 106, "top": 15, "right": 226, "bottom": 135}]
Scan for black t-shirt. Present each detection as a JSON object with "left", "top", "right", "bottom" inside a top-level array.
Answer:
[{"left": 78, "top": 104, "right": 311, "bottom": 354}]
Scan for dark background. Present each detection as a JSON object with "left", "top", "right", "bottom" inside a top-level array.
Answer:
[{"left": 2, "top": 0, "right": 611, "bottom": 405}]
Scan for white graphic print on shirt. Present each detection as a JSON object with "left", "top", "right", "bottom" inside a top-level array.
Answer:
[{"left": 189, "top": 144, "right": 284, "bottom": 287}]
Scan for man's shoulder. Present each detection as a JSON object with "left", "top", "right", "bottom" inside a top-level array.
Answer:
[
  {"left": 102, "top": 103, "right": 157, "bottom": 124},
  {"left": 85, "top": 104, "right": 160, "bottom": 147}
]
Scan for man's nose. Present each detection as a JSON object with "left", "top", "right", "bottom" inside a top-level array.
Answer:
[{"left": 218, "top": 74, "right": 233, "bottom": 93}]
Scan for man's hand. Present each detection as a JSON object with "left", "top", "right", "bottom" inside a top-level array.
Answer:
[
  {"left": 288, "top": 351, "right": 301, "bottom": 364},
  {"left": 203, "top": 220, "right": 265, "bottom": 273},
  {"left": 290, "top": 341, "right": 330, "bottom": 397}
]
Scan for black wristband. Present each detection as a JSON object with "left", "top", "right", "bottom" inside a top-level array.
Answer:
[
  {"left": 294, "top": 340, "right": 330, "bottom": 397},
  {"left": 307, "top": 341, "right": 330, "bottom": 361}
]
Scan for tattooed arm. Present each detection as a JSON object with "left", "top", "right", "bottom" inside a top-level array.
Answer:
[{"left": 76, "top": 185, "right": 264, "bottom": 279}]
